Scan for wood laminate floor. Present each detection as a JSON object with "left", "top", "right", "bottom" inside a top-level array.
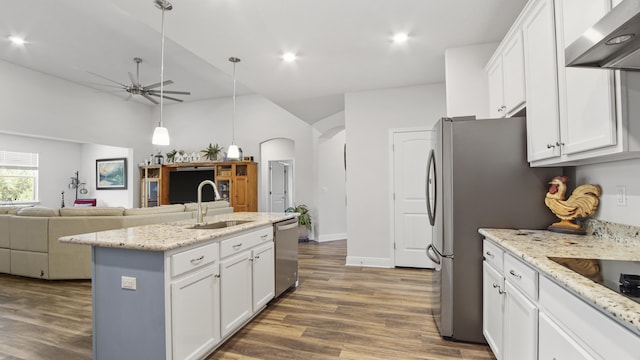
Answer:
[{"left": 0, "top": 240, "right": 495, "bottom": 359}]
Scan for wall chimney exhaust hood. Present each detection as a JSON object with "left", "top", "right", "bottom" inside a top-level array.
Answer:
[{"left": 565, "top": 0, "right": 640, "bottom": 70}]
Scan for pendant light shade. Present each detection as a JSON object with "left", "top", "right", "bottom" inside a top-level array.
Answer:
[
  {"left": 152, "top": 126, "right": 170, "bottom": 145},
  {"left": 227, "top": 57, "right": 241, "bottom": 161},
  {"left": 152, "top": 0, "right": 172, "bottom": 146}
]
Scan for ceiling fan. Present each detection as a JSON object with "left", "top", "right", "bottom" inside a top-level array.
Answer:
[{"left": 89, "top": 57, "right": 191, "bottom": 104}]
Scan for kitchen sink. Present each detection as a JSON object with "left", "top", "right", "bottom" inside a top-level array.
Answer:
[{"left": 189, "top": 220, "right": 253, "bottom": 230}]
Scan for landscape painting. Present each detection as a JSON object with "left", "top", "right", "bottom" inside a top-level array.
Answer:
[{"left": 96, "top": 158, "right": 127, "bottom": 190}]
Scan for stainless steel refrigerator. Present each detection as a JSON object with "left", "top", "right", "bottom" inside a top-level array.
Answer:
[{"left": 425, "top": 117, "right": 558, "bottom": 343}]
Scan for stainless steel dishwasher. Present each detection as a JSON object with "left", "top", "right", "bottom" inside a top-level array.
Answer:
[{"left": 274, "top": 218, "right": 299, "bottom": 297}]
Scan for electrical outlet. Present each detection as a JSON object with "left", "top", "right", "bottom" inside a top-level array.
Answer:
[
  {"left": 616, "top": 185, "right": 627, "bottom": 207},
  {"left": 121, "top": 276, "right": 137, "bottom": 290}
]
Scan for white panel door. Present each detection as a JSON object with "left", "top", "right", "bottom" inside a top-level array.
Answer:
[
  {"left": 393, "top": 130, "right": 434, "bottom": 268},
  {"left": 269, "top": 161, "right": 287, "bottom": 212}
]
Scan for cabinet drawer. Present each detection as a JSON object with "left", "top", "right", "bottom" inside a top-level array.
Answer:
[
  {"left": 172, "top": 242, "right": 219, "bottom": 278},
  {"left": 504, "top": 253, "right": 538, "bottom": 300},
  {"left": 220, "top": 226, "right": 272, "bottom": 258},
  {"left": 483, "top": 240, "right": 504, "bottom": 271}
]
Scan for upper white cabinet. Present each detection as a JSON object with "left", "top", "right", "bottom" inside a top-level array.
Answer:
[
  {"left": 487, "top": 17, "right": 526, "bottom": 118},
  {"left": 495, "top": 0, "right": 640, "bottom": 166}
]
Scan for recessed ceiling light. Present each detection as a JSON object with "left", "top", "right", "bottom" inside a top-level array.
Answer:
[
  {"left": 282, "top": 52, "right": 297, "bottom": 62},
  {"left": 8, "top": 35, "right": 26, "bottom": 46},
  {"left": 392, "top": 33, "right": 409, "bottom": 44}
]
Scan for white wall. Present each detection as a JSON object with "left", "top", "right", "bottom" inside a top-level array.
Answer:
[
  {"left": 155, "top": 94, "right": 315, "bottom": 211},
  {"left": 345, "top": 84, "right": 446, "bottom": 266},
  {"left": 0, "top": 59, "right": 151, "bottom": 207},
  {"left": 81, "top": 144, "right": 134, "bottom": 207},
  {"left": 575, "top": 158, "right": 640, "bottom": 227},
  {"left": 0, "top": 133, "right": 82, "bottom": 208},
  {"left": 444, "top": 43, "right": 497, "bottom": 119},
  {"left": 316, "top": 128, "right": 346, "bottom": 242}
]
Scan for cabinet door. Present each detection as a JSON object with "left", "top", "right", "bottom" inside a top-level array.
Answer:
[
  {"left": 502, "top": 32, "right": 526, "bottom": 114},
  {"left": 555, "top": 0, "right": 616, "bottom": 155},
  {"left": 503, "top": 281, "right": 538, "bottom": 360},
  {"left": 220, "top": 251, "right": 253, "bottom": 338},
  {"left": 539, "top": 313, "right": 596, "bottom": 360},
  {"left": 252, "top": 241, "right": 275, "bottom": 311},
  {"left": 232, "top": 176, "right": 249, "bottom": 212},
  {"left": 483, "top": 262, "right": 504, "bottom": 359},
  {"left": 488, "top": 59, "right": 505, "bottom": 118},
  {"left": 522, "top": 0, "right": 561, "bottom": 161},
  {"left": 171, "top": 265, "right": 220, "bottom": 360}
]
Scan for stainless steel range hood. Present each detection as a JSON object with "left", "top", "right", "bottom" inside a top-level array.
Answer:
[{"left": 565, "top": 0, "right": 640, "bottom": 70}]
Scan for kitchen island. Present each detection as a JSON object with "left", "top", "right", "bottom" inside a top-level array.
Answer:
[
  {"left": 60, "top": 212, "right": 295, "bottom": 360},
  {"left": 480, "top": 225, "right": 640, "bottom": 360}
]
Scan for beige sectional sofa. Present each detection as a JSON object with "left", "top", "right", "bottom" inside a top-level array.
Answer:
[{"left": 0, "top": 201, "right": 232, "bottom": 280}]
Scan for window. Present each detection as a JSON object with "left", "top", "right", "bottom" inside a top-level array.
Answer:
[{"left": 0, "top": 151, "right": 39, "bottom": 204}]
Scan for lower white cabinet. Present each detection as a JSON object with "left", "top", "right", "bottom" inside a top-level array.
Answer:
[
  {"left": 220, "top": 250, "right": 253, "bottom": 338},
  {"left": 503, "top": 281, "right": 538, "bottom": 360},
  {"left": 171, "top": 265, "right": 220, "bottom": 360},
  {"left": 539, "top": 313, "right": 596, "bottom": 360},
  {"left": 252, "top": 241, "right": 275, "bottom": 311},
  {"left": 482, "top": 261, "right": 504, "bottom": 359}
]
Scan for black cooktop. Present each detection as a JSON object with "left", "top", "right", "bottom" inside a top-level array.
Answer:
[{"left": 548, "top": 257, "right": 640, "bottom": 304}]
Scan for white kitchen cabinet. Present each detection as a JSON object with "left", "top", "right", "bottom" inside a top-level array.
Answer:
[
  {"left": 503, "top": 281, "right": 538, "bottom": 360},
  {"left": 252, "top": 241, "right": 275, "bottom": 311},
  {"left": 171, "top": 265, "right": 220, "bottom": 360},
  {"left": 482, "top": 261, "right": 504, "bottom": 359},
  {"left": 220, "top": 250, "right": 253, "bottom": 338},
  {"left": 539, "top": 313, "right": 596, "bottom": 360},
  {"left": 519, "top": 0, "right": 640, "bottom": 166},
  {"left": 522, "top": 0, "right": 561, "bottom": 162},
  {"left": 486, "top": 17, "right": 526, "bottom": 118}
]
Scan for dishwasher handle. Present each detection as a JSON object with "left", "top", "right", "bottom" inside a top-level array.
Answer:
[{"left": 277, "top": 222, "right": 299, "bottom": 231}]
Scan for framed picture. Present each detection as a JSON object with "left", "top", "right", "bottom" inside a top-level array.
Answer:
[{"left": 96, "top": 158, "right": 127, "bottom": 190}]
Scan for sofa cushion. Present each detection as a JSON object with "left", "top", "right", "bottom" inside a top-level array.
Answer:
[
  {"left": 124, "top": 204, "right": 186, "bottom": 216},
  {"left": 0, "top": 206, "right": 31, "bottom": 215},
  {"left": 59, "top": 207, "right": 125, "bottom": 217},
  {"left": 17, "top": 207, "right": 60, "bottom": 217}
]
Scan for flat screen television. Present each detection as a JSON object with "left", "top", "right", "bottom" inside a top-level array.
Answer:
[{"left": 168, "top": 167, "right": 216, "bottom": 204}]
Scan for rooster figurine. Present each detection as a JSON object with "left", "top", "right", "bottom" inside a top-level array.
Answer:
[{"left": 545, "top": 176, "right": 601, "bottom": 234}]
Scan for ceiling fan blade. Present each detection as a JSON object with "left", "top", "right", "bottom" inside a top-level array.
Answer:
[
  {"left": 148, "top": 90, "right": 191, "bottom": 95},
  {"left": 149, "top": 93, "right": 184, "bottom": 103},
  {"left": 87, "top": 71, "right": 128, "bottom": 87},
  {"left": 128, "top": 72, "right": 137, "bottom": 85},
  {"left": 145, "top": 80, "right": 173, "bottom": 89},
  {"left": 84, "top": 81, "right": 126, "bottom": 89},
  {"left": 142, "top": 94, "right": 159, "bottom": 104}
]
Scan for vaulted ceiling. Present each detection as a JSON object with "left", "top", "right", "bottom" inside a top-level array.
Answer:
[{"left": 1, "top": 0, "right": 526, "bottom": 124}]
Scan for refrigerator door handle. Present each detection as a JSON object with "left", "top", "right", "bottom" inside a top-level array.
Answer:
[
  {"left": 426, "top": 244, "right": 440, "bottom": 264},
  {"left": 426, "top": 149, "right": 437, "bottom": 226}
]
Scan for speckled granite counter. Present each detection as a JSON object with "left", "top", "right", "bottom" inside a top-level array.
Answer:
[
  {"left": 59, "top": 212, "right": 295, "bottom": 251},
  {"left": 479, "top": 226, "right": 640, "bottom": 335}
]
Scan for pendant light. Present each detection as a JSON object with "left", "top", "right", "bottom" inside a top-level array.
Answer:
[
  {"left": 151, "top": 0, "right": 172, "bottom": 146},
  {"left": 227, "top": 57, "right": 241, "bottom": 160}
]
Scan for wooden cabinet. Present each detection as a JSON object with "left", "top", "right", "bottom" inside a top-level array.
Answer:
[
  {"left": 139, "top": 165, "right": 162, "bottom": 207},
  {"left": 487, "top": 29, "right": 526, "bottom": 118},
  {"left": 215, "top": 162, "right": 257, "bottom": 212}
]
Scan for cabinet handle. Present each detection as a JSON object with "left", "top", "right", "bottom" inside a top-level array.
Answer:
[
  {"left": 493, "top": 283, "right": 506, "bottom": 295},
  {"left": 214, "top": 274, "right": 220, "bottom": 278},
  {"left": 485, "top": 251, "right": 494, "bottom": 258},
  {"left": 261, "top": 234, "right": 269, "bottom": 240},
  {"left": 190, "top": 255, "right": 204, "bottom": 264},
  {"left": 249, "top": 257, "right": 254, "bottom": 262},
  {"left": 232, "top": 243, "right": 242, "bottom": 250},
  {"left": 555, "top": 141, "right": 565, "bottom": 146},
  {"left": 509, "top": 269, "right": 522, "bottom": 279},
  {"left": 546, "top": 143, "right": 556, "bottom": 149}
]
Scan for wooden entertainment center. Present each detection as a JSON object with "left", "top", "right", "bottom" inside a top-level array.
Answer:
[{"left": 139, "top": 161, "right": 257, "bottom": 212}]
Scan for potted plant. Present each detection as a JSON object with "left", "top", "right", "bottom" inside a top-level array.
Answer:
[
  {"left": 201, "top": 143, "right": 222, "bottom": 161},
  {"left": 166, "top": 149, "right": 177, "bottom": 163},
  {"left": 285, "top": 204, "right": 312, "bottom": 241}
]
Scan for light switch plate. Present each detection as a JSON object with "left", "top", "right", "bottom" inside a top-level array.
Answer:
[
  {"left": 616, "top": 185, "right": 627, "bottom": 207},
  {"left": 121, "top": 276, "right": 137, "bottom": 290}
]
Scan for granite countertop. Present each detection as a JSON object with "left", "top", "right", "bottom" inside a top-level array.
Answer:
[
  {"left": 479, "top": 227, "right": 640, "bottom": 335},
  {"left": 59, "top": 212, "right": 296, "bottom": 251}
]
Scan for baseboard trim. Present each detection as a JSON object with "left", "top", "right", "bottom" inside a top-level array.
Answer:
[
  {"left": 345, "top": 256, "right": 393, "bottom": 268},
  {"left": 316, "top": 233, "right": 347, "bottom": 242}
]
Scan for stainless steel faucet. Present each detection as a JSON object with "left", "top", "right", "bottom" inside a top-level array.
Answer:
[{"left": 197, "top": 180, "right": 222, "bottom": 224}]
